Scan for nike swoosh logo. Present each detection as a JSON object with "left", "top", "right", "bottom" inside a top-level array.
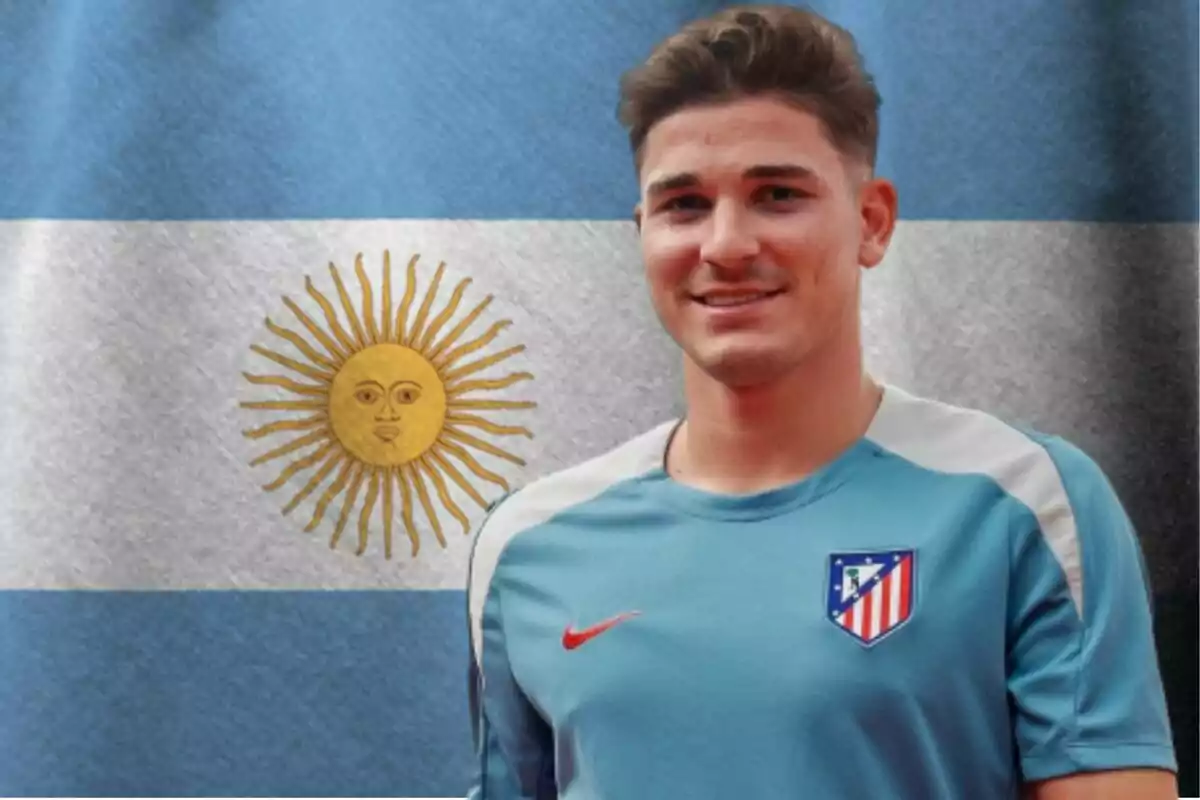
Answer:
[{"left": 562, "top": 611, "right": 641, "bottom": 650}]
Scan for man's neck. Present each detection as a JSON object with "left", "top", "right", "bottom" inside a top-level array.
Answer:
[{"left": 668, "top": 343, "right": 883, "bottom": 496}]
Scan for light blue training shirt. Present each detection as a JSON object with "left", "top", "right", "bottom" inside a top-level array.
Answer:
[{"left": 466, "top": 384, "right": 1176, "bottom": 798}]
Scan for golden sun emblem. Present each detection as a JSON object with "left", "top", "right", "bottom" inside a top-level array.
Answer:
[{"left": 240, "top": 251, "right": 535, "bottom": 559}]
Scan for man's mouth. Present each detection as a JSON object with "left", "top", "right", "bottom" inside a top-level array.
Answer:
[{"left": 692, "top": 289, "right": 784, "bottom": 307}]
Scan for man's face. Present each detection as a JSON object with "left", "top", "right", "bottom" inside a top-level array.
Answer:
[{"left": 635, "top": 96, "right": 896, "bottom": 388}]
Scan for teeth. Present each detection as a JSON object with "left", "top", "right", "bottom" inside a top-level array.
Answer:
[{"left": 702, "top": 293, "right": 769, "bottom": 307}]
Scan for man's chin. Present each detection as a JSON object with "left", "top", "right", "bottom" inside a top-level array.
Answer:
[{"left": 686, "top": 343, "right": 796, "bottom": 389}]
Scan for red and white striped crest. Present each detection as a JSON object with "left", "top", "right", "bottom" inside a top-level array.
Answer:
[{"left": 826, "top": 550, "right": 916, "bottom": 645}]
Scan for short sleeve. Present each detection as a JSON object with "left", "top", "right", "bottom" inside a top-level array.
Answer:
[
  {"left": 465, "top": 494, "right": 557, "bottom": 799},
  {"left": 1006, "top": 433, "right": 1177, "bottom": 782}
]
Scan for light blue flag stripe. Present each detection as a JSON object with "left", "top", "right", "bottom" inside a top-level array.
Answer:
[
  {"left": 1, "top": 0, "right": 1195, "bottom": 222},
  {"left": 0, "top": 591, "right": 472, "bottom": 796}
]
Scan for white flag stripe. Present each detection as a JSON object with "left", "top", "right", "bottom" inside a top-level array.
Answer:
[
  {"left": 0, "top": 221, "right": 1191, "bottom": 590},
  {"left": 0, "top": 219, "right": 680, "bottom": 591}
]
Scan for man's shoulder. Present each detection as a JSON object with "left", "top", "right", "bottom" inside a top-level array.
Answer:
[
  {"left": 870, "top": 384, "right": 1122, "bottom": 611},
  {"left": 470, "top": 420, "right": 678, "bottom": 560},
  {"left": 868, "top": 384, "right": 1121, "bottom": 539},
  {"left": 491, "top": 418, "right": 676, "bottom": 526},
  {"left": 868, "top": 383, "right": 1102, "bottom": 493},
  {"left": 466, "top": 420, "right": 678, "bottom": 649}
]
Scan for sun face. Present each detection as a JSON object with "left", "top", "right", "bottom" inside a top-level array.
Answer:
[
  {"left": 329, "top": 345, "right": 447, "bottom": 466},
  {"left": 240, "top": 251, "right": 535, "bottom": 559}
]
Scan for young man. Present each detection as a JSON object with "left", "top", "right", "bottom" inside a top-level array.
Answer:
[{"left": 466, "top": 6, "right": 1178, "bottom": 798}]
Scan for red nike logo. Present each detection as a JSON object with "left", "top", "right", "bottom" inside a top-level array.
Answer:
[{"left": 562, "top": 611, "right": 641, "bottom": 650}]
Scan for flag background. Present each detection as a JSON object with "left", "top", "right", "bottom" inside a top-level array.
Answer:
[{"left": 0, "top": 1, "right": 1195, "bottom": 796}]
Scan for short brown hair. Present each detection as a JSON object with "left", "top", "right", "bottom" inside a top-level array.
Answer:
[{"left": 617, "top": 4, "right": 881, "bottom": 170}]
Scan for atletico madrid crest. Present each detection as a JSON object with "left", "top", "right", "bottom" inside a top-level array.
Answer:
[{"left": 826, "top": 550, "right": 916, "bottom": 646}]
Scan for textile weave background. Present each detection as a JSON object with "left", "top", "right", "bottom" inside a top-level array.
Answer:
[{"left": 0, "top": 1, "right": 1195, "bottom": 796}]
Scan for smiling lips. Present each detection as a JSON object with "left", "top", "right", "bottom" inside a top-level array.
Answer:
[
  {"left": 691, "top": 288, "right": 785, "bottom": 310},
  {"left": 374, "top": 425, "right": 400, "bottom": 442},
  {"left": 696, "top": 291, "right": 780, "bottom": 307}
]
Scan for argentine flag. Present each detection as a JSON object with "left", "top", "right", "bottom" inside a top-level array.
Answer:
[{"left": 1, "top": 1, "right": 1195, "bottom": 797}]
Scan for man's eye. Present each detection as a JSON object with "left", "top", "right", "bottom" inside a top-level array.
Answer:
[
  {"left": 758, "top": 186, "right": 803, "bottom": 203},
  {"left": 661, "top": 195, "right": 709, "bottom": 212}
]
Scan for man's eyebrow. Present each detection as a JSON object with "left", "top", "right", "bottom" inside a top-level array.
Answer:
[
  {"left": 645, "top": 164, "right": 818, "bottom": 197},
  {"left": 743, "top": 163, "right": 817, "bottom": 180},
  {"left": 645, "top": 172, "right": 699, "bottom": 197}
]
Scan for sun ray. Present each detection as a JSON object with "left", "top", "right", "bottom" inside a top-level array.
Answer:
[
  {"left": 437, "top": 439, "right": 512, "bottom": 492},
  {"left": 243, "top": 413, "right": 327, "bottom": 440},
  {"left": 355, "top": 469, "right": 381, "bottom": 556},
  {"left": 382, "top": 466, "right": 394, "bottom": 559},
  {"left": 242, "top": 373, "right": 327, "bottom": 397},
  {"left": 418, "top": 456, "right": 471, "bottom": 536},
  {"left": 305, "top": 457, "right": 356, "bottom": 532},
  {"left": 394, "top": 254, "right": 419, "bottom": 344},
  {"left": 440, "top": 426, "right": 525, "bottom": 467},
  {"left": 263, "top": 439, "right": 339, "bottom": 492},
  {"left": 329, "top": 262, "right": 368, "bottom": 351},
  {"left": 355, "top": 253, "right": 380, "bottom": 346},
  {"left": 417, "top": 276, "right": 471, "bottom": 354},
  {"left": 395, "top": 467, "right": 420, "bottom": 556},
  {"left": 380, "top": 251, "right": 393, "bottom": 344},
  {"left": 427, "top": 294, "right": 493, "bottom": 363},
  {"left": 329, "top": 462, "right": 368, "bottom": 551},
  {"left": 306, "top": 276, "right": 359, "bottom": 355},
  {"left": 443, "top": 345, "right": 526, "bottom": 383},
  {"left": 427, "top": 449, "right": 489, "bottom": 509},
  {"left": 444, "top": 412, "right": 533, "bottom": 439},
  {"left": 250, "top": 428, "right": 331, "bottom": 467},
  {"left": 241, "top": 399, "right": 328, "bottom": 412},
  {"left": 250, "top": 345, "right": 336, "bottom": 385},
  {"left": 406, "top": 260, "right": 446, "bottom": 347},
  {"left": 448, "top": 398, "right": 538, "bottom": 411},
  {"left": 446, "top": 372, "right": 533, "bottom": 396},
  {"left": 282, "top": 446, "right": 344, "bottom": 515},
  {"left": 264, "top": 318, "right": 339, "bottom": 372},
  {"left": 433, "top": 318, "right": 509, "bottom": 370},
  {"left": 408, "top": 464, "right": 446, "bottom": 548},
  {"left": 283, "top": 296, "right": 349, "bottom": 366}
]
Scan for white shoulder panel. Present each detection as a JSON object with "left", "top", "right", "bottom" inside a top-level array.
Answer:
[{"left": 866, "top": 385, "right": 1082, "bottom": 616}]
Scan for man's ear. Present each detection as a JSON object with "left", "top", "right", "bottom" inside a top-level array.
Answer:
[
  {"left": 858, "top": 177, "right": 898, "bottom": 269},
  {"left": 633, "top": 203, "right": 643, "bottom": 232}
]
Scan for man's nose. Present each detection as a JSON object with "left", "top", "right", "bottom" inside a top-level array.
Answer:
[{"left": 699, "top": 201, "right": 760, "bottom": 270}]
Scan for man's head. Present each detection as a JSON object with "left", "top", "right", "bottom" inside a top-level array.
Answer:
[{"left": 619, "top": 5, "right": 897, "bottom": 389}]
